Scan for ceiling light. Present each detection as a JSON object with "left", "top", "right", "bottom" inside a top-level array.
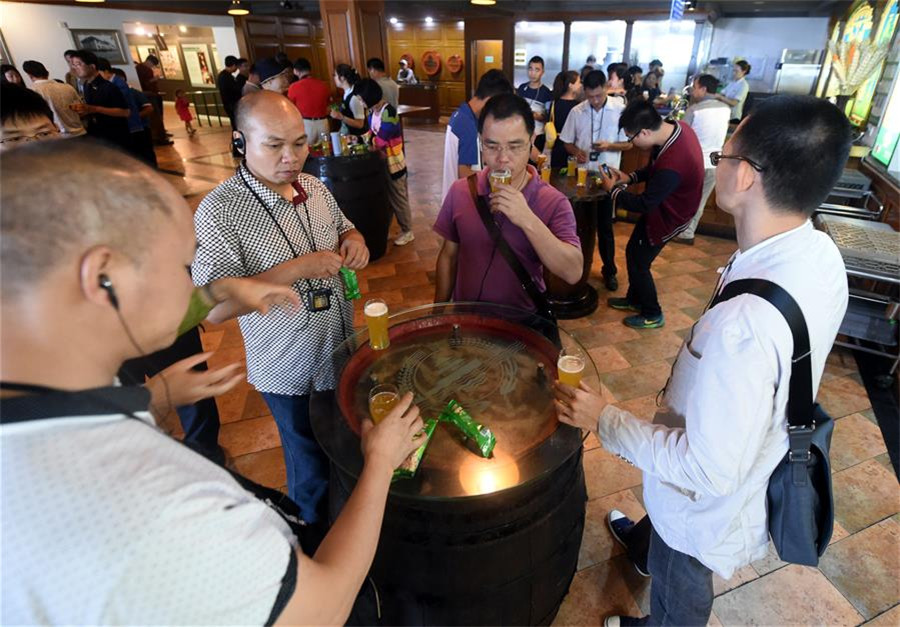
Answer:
[
  {"left": 470, "top": 0, "right": 497, "bottom": 5},
  {"left": 179, "top": 24, "right": 188, "bottom": 33},
  {"left": 458, "top": 20, "right": 465, "bottom": 28},
  {"left": 227, "top": 0, "right": 250, "bottom": 16},
  {"left": 135, "top": 25, "right": 146, "bottom": 35},
  {"left": 425, "top": 16, "right": 433, "bottom": 24},
  {"left": 390, "top": 17, "right": 398, "bottom": 24}
]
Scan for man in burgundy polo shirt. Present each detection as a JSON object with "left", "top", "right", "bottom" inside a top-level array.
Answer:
[
  {"left": 598, "top": 100, "right": 704, "bottom": 329},
  {"left": 287, "top": 58, "right": 331, "bottom": 143},
  {"left": 434, "top": 93, "right": 582, "bottom": 318}
]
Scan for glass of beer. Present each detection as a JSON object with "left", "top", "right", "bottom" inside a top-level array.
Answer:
[
  {"left": 536, "top": 153, "right": 548, "bottom": 169},
  {"left": 489, "top": 168, "right": 512, "bottom": 192},
  {"left": 368, "top": 383, "right": 400, "bottom": 424},
  {"left": 364, "top": 298, "right": 390, "bottom": 350},
  {"left": 540, "top": 164, "right": 551, "bottom": 183},
  {"left": 566, "top": 156, "right": 577, "bottom": 177},
  {"left": 576, "top": 166, "right": 588, "bottom": 187},
  {"left": 557, "top": 347, "right": 585, "bottom": 388}
]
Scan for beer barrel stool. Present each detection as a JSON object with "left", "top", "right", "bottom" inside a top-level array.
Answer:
[
  {"left": 303, "top": 151, "right": 392, "bottom": 261},
  {"left": 310, "top": 303, "right": 598, "bottom": 626},
  {"left": 543, "top": 169, "right": 607, "bottom": 319}
]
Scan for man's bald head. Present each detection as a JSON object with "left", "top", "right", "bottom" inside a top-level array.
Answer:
[
  {"left": 1, "top": 140, "right": 184, "bottom": 298},
  {"left": 233, "top": 91, "right": 309, "bottom": 188},
  {"left": 234, "top": 90, "right": 303, "bottom": 137}
]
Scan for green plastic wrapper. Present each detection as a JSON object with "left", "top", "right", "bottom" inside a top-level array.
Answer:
[
  {"left": 392, "top": 418, "right": 438, "bottom": 481},
  {"left": 176, "top": 288, "right": 215, "bottom": 337},
  {"left": 339, "top": 267, "right": 361, "bottom": 300},
  {"left": 439, "top": 400, "right": 496, "bottom": 458}
]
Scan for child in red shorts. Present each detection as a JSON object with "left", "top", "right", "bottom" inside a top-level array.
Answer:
[{"left": 175, "top": 89, "right": 196, "bottom": 136}]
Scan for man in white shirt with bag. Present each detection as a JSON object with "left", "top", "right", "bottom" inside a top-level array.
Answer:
[{"left": 555, "top": 95, "right": 852, "bottom": 627}]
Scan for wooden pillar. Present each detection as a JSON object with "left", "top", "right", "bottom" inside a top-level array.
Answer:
[{"left": 319, "top": 0, "right": 386, "bottom": 73}]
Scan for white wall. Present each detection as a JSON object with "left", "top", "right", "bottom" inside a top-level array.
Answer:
[
  {"left": 708, "top": 17, "right": 829, "bottom": 92},
  {"left": 0, "top": 1, "right": 238, "bottom": 87}
]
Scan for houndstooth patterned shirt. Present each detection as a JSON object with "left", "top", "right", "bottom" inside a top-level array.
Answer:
[{"left": 192, "top": 163, "right": 356, "bottom": 395}]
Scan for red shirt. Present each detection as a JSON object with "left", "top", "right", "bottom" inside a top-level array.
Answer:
[{"left": 287, "top": 76, "right": 331, "bottom": 119}]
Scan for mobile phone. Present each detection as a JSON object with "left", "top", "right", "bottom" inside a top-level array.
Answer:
[{"left": 601, "top": 164, "right": 612, "bottom": 177}]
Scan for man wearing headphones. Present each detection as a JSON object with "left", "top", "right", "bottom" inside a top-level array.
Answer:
[
  {"left": 2, "top": 139, "right": 424, "bottom": 625},
  {"left": 192, "top": 90, "right": 369, "bottom": 525}
]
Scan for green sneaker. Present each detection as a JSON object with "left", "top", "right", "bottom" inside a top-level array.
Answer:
[
  {"left": 623, "top": 313, "right": 665, "bottom": 329},
  {"left": 608, "top": 297, "right": 639, "bottom": 312}
]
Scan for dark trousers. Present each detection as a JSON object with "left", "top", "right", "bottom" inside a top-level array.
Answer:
[
  {"left": 118, "top": 326, "right": 222, "bottom": 463},
  {"left": 625, "top": 219, "right": 665, "bottom": 318},
  {"left": 597, "top": 196, "right": 617, "bottom": 278},
  {"left": 129, "top": 128, "right": 157, "bottom": 168},
  {"left": 260, "top": 392, "right": 330, "bottom": 524},
  {"left": 534, "top": 133, "right": 546, "bottom": 153},
  {"left": 144, "top": 91, "right": 168, "bottom": 143},
  {"left": 626, "top": 517, "right": 714, "bottom": 627}
]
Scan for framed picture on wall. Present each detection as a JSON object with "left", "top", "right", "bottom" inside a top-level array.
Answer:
[
  {"left": 70, "top": 29, "right": 127, "bottom": 65},
  {"left": 129, "top": 45, "right": 140, "bottom": 63},
  {"left": 137, "top": 45, "right": 159, "bottom": 65},
  {"left": 210, "top": 44, "right": 223, "bottom": 74},
  {"left": 0, "top": 29, "right": 13, "bottom": 66},
  {"left": 181, "top": 43, "right": 215, "bottom": 87},
  {"left": 159, "top": 48, "right": 184, "bottom": 81}
]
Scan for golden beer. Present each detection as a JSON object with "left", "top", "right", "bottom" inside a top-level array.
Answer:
[
  {"left": 540, "top": 165, "right": 551, "bottom": 183},
  {"left": 557, "top": 354, "right": 585, "bottom": 387},
  {"left": 489, "top": 168, "right": 512, "bottom": 192},
  {"left": 536, "top": 153, "right": 548, "bottom": 169},
  {"left": 364, "top": 299, "right": 390, "bottom": 350},
  {"left": 368, "top": 384, "right": 400, "bottom": 424},
  {"left": 576, "top": 166, "right": 588, "bottom": 187},
  {"left": 566, "top": 156, "right": 577, "bottom": 177}
]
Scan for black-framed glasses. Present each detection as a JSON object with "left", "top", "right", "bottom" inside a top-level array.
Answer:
[
  {"left": 626, "top": 129, "right": 642, "bottom": 143},
  {"left": 709, "top": 151, "right": 766, "bottom": 172}
]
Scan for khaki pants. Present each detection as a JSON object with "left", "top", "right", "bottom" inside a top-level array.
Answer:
[
  {"left": 680, "top": 168, "right": 718, "bottom": 240},
  {"left": 304, "top": 118, "right": 330, "bottom": 143},
  {"left": 385, "top": 170, "right": 413, "bottom": 233}
]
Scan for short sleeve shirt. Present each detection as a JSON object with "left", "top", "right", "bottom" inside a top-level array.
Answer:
[
  {"left": 516, "top": 82, "right": 553, "bottom": 135},
  {"left": 441, "top": 102, "right": 480, "bottom": 200},
  {"left": 1, "top": 387, "right": 297, "bottom": 625},
  {"left": 722, "top": 77, "right": 749, "bottom": 120},
  {"left": 192, "top": 165, "right": 356, "bottom": 394},
  {"left": 30, "top": 79, "right": 85, "bottom": 136},
  {"left": 433, "top": 166, "right": 580, "bottom": 312},
  {"left": 558, "top": 98, "right": 628, "bottom": 170}
]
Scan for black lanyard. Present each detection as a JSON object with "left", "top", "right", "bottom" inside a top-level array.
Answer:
[{"left": 590, "top": 104, "right": 606, "bottom": 145}]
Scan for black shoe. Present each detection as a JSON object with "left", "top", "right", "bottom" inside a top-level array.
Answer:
[
  {"left": 608, "top": 510, "right": 651, "bottom": 577},
  {"left": 604, "top": 275, "right": 619, "bottom": 291},
  {"left": 155, "top": 139, "right": 174, "bottom": 146}
]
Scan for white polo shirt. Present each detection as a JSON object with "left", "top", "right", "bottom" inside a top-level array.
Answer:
[
  {"left": 558, "top": 97, "right": 628, "bottom": 171},
  {"left": 684, "top": 98, "right": 732, "bottom": 168},
  {"left": 1, "top": 385, "right": 298, "bottom": 625}
]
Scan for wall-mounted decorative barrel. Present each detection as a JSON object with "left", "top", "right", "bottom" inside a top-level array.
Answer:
[{"left": 421, "top": 50, "right": 442, "bottom": 76}]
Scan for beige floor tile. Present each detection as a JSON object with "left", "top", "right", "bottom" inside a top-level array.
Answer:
[
  {"left": 219, "top": 415, "right": 282, "bottom": 458},
  {"left": 587, "top": 345, "right": 633, "bottom": 374},
  {"left": 614, "top": 394, "right": 662, "bottom": 422},
  {"left": 818, "top": 519, "right": 900, "bottom": 620},
  {"left": 713, "top": 564, "right": 863, "bottom": 626},
  {"left": 615, "top": 331, "right": 685, "bottom": 367},
  {"left": 600, "top": 361, "right": 672, "bottom": 402},
  {"left": 817, "top": 374, "right": 873, "bottom": 418},
  {"left": 833, "top": 459, "right": 900, "bottom": 534},
  {"left": 230, "top": 447, "right": 286, "bottom": 490},
  {"left": 750, "top": 540, "right": 788, "bottom": 576},
  {"left": 552, "top": 556, "right": 643, "bottom": 626},
  {"left": 578, "top": 489, "right": 647, "bottom": 570},
  {"left": 863, "top": 604, "right": 900, "bottom": 625},
  {"left": 584, "top": 446, "right": 643, "bottom": 501},
  {"left": 713, "top": 564, "right": 760, "bottom": 596},
  {"left": 831, "top": 413, "right": 889, "bottom": 472}
]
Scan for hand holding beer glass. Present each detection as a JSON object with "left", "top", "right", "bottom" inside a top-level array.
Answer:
[
  {"left": 557, "top": 345, "right": 585, "bottom": 388},
  {"left": 489, "top": 168, "right": 512, "bottom": 192},
  {"left": 368, "top": 383, "right": 400, "bottom": 424},
  {"left": 365, "top": 298, "right": 390, "bottom": 350}
]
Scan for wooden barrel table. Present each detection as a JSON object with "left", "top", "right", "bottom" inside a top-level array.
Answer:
[
  {"left": 544, "top": 169, "right": 607, "bottom": 319},
  {"left": 303, "top": 151, "right": 392, "bottom": 261}
]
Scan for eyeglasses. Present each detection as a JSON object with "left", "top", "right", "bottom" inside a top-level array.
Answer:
[
  {"left": 482, "top": 141, "right": 530, "bottom": 156},
  {"left": 0, "top": 130, "right": 59, "bottom": 145},
  {"left": 709, "top": 151, "right": 766, "bottom": 172},
  {"left": 626, "top": 129, "right": 642, "bottom": 143}
]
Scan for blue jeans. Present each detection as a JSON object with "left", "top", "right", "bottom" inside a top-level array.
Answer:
[
  {"left": 260, "top": 392, "right": 329, "bottom": 523},
  {"left": 635, "top": 525, "right": 714, "bottom": 626}
]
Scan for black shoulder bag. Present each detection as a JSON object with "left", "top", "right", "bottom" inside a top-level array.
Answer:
[
  {"left": 710, "top": 278, "right": 834, "bottom": 566},
  {"left": 466, "top": 174, "right": 561, "bottom": 347}
]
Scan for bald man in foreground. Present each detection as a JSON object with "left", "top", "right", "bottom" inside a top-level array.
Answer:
[
  {"left": 192, "top": 91, "right": 369, "bottom": 524},
  {"left": 1, "top": 140, "right": 424, "bottom": 624}
]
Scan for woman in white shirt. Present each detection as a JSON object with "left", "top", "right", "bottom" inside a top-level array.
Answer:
[
  {"left": 330, "top": 64, "right": 368, "bottom": 136},
  {"left": 715, "top": 60, "right": 751, "bottom": 122}
]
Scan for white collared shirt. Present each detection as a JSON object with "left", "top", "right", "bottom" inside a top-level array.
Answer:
[
  {"left": 558, "top": 97, "right": 628, "bottom": 171},
  {"left": 684, "top": 98, "right": 731, "bottom": 167},
  {"left": 30, "top": 78, "right": 86, "bottom": 136},
  {"left": 597, "top": 221, "right": 848, "bottom": 578}
]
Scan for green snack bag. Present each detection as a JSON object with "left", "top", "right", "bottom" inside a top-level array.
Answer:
[
  {"left": 393, "top": 418, "right": 438, "bottom": 481},
  {"left": 176, "top": 288, "right": 215, "bottom": 337},
  {"left": 439, "top": 400, "right": 496, "bottom": 458},
  {"left": 339, "top": 267, "right": 361, "bottom": 300}
]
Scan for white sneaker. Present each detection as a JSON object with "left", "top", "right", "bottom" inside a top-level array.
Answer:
[{"left": 394, "top": 231, "right": 415, "bottom": 246}]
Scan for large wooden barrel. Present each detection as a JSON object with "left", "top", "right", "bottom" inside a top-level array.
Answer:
[{"left": 304, "top": 152, "right": 392, "bottom": 261}]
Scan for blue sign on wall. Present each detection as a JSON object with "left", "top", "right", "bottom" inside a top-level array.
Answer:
[{"left": 670, "top": 0, "right": 685, "bottom": 21}]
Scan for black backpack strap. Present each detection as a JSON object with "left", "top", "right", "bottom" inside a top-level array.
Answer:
[
  {"left": 466, "top": 174, "right": 553, "bottom": 317},
  {"left": 710, "top": 278, "right": 816, "bottom": 470}
]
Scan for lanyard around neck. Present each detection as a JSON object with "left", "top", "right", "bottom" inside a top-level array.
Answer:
[{"left": 590, "top": 104, "right": 606, "bottom": 144}]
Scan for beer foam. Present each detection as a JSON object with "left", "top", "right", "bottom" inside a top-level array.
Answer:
[
  {"left": 365, "top": 301, "right": 388, "bottom": 316},
  {"left": 557, "top": 355, "right": 584, "bottom": 373}
]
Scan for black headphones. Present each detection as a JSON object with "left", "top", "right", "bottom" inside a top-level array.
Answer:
[
  {"left": 233, "top": 130, "right": 246, "bottom": 154},
  {"left": 98, "top": 274, "right": 119, "bottom": 310}
]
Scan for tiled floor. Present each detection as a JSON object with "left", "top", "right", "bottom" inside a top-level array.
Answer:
[{"left": 157, "top": 105, "right": 899, "bottom": 626}]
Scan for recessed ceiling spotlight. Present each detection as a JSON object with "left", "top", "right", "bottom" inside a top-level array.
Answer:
[
  {"left": 390, "top": 17, "right": 398, "bottom": 24},
  {"left": 425, "top": 16, "right": 433, "bottom": 24}
]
